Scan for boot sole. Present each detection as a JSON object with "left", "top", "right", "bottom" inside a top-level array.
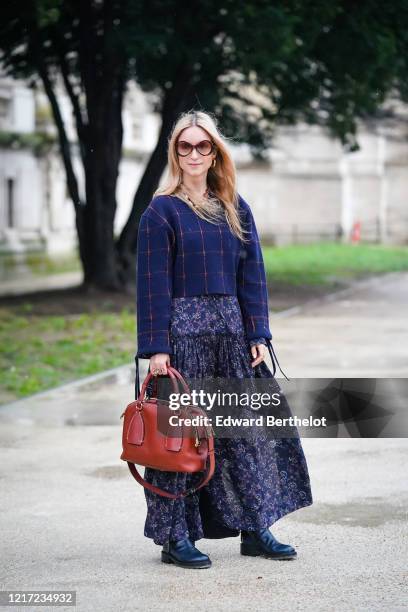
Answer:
[
  {"left": 161, "top": 551, "right": 212, "bottom": 569},
  {"left": 241, "top": 543, "right": 297, "bottom": 560}
]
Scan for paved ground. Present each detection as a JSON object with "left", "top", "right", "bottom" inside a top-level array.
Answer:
[
  {"left": 0, "top": 271, "right": 407, "bottom": 611},
  {"left": 272, "top": 270, "right": 408, "bottom": 378},
  {"left": 0, "top": 271, "right": 83, "bottom": 297}
]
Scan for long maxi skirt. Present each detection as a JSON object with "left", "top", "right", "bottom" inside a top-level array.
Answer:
[{"left": 143, "top": 295, "right": 313, "bottom": 545}]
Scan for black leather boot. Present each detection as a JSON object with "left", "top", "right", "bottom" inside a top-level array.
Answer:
[
  {"left": 241, "top": 529, "right": 297, "bottom": 560},
  {"left": 161, "top": 537, "right": 212, "bottom": 569}
]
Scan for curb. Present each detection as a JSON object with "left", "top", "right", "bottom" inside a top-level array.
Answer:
[{"left": 0, "top": 362, "right": 135, "bottom": 411}]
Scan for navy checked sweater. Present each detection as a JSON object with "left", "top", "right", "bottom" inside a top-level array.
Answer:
[{"left": 136, "top": 193, "right": 272, "bottom": 358}]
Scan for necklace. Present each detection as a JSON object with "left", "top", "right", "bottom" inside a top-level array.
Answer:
[{"left": 179, "top": 184, "right": 209, "bottom": 209}]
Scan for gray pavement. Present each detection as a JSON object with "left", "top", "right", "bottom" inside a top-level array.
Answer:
[
  {"left": 0, "top": 271, "right": 83, "bottom": 297},
  {"left": 272, "top": 270, "right": 408, "bottom": 378},
  {"left": 1, "top": 271, "right": 407, "bottom": 611}
]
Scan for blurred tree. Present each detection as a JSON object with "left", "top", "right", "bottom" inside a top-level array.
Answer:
[
  {"left": 0, "top": 0, "right": 407, "bottom": 290},
  {"left": 1, "top": 0, "right": 128, "bottom": 289}
]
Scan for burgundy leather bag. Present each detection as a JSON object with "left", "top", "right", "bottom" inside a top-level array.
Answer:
[{"left": 120, "top": 365, "right": 215, "bottom": 499}]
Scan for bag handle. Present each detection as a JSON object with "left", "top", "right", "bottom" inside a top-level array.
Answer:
[
  {"left": 126, "top": 437, "right": 215, "bottom": 500},
  {"left": 137, "top": 365, "right": 192, "bottom": 405},
  {"left": 134, "top": 357, "right": 191, "bottom": 400},
  {"left": 147, "top": 365, "right": 192, "bottom": 400},
  {"left": 135, "top": 354, "right": 141, "bottom": 399}
]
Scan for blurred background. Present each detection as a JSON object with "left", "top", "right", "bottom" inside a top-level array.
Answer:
[{"left": 1, "top": 1, "right": 408, "bottom": 402}]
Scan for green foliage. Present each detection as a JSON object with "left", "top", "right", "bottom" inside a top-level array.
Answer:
[
  {"left": 0, "top": 308, "right": 136, "bottom": 401},
  {"left": 0, "top": 131, "right": 57, "bottom": 154},
  {"left": 0, "top": 1, "right": 407, "bottom": 156},
  {"left": 263, "top": 242, "right": 408, "bottom": 285},
  {"left": 24, "top": 252, "right": 81, "bottom": 275},
  {"left": 123, "top": 0, "right": 408, "bottom": 152}
]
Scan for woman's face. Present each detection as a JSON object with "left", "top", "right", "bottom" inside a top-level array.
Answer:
[{"left": 176, "top": 126, "right": 216, "bottom": 181}]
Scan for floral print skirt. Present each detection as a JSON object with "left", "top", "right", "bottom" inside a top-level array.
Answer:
[{"left": 143, "top": 295, "right": 313, "bottom": 545}]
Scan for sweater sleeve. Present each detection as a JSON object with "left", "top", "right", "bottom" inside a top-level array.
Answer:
[
  {"left": 136, "top": 202, "right": 175, "bottom": 358},
  {"left": 236, "top": 195, "right": 272, "bottom": 341},
  {"left": 249, "top": 337, "right": 267, "bottom": 347}
]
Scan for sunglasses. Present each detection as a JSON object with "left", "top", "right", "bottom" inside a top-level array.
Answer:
[{"left": 176, "top": 139, "right": 215, "bottom": 157}]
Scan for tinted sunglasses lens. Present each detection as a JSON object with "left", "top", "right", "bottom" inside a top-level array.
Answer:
[
  {"left": 197, "top": 141, "right": 213, "bottom": 155},
  {"left": 177, "top": 141, "right": 192, "bottom": 156}
]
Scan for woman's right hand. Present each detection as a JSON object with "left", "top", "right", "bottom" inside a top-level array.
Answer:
[{"left": 149, "top": 353, "right": 171, "bottom": 376}]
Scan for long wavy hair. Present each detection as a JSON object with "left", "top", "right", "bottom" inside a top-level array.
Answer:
[{"left": 153, "top": 110, "right": 249, "bottom": 242}]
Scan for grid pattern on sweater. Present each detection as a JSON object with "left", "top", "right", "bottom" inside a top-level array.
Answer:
[{"left": 136, "top": 193, "right": 272, "bottom": 358}]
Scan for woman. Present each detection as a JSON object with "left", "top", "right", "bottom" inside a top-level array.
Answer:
[{"left": 136, "top": 110, "right": 313, "bottom": 569}]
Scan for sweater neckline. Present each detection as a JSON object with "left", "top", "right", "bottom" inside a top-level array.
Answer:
[
  {"left": 169, "top": 193, "right": 218, "bottom": 214},
  {"left": 169, "top": 194, "right": 188, "bottom": 205},
  {"left": 169, "top": 193, "right": 208, "bottom": 207},
  {"left": 169, "top": 193, "right": 230, "bottom": 224},
  {"left": 169, "top": 192, "right": 222, "bottom": 210}
]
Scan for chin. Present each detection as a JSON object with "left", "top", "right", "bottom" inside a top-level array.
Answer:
[{"left": 185, "top": 171, "right": 202, "bottom": 178}]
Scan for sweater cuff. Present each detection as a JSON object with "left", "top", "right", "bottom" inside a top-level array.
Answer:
[
  {"left": 245, "top": 328, "right": 272, "bottom": 342},
  {"left": 249, "top": 337, "right": 267, "bottom": 347},
  {"left": 136, "top": 344, "right": 173, "bottom": 359}
]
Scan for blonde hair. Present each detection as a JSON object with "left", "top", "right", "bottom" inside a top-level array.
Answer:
[{"left": 153, "top": 110, "right": 249, "bottom": 242}]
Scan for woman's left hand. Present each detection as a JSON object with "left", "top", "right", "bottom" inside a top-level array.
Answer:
[{"left": 250, "top": 343, "right": 266, "bottom": 367}]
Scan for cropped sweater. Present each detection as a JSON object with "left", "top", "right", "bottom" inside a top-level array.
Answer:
[{"left": 136, "top": 193, "right": 272, "bottom": 358}]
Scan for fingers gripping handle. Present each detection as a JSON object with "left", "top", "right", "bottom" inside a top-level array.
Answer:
[{"left": 134, "top": 356, "right": 192, "bottom": 402}]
